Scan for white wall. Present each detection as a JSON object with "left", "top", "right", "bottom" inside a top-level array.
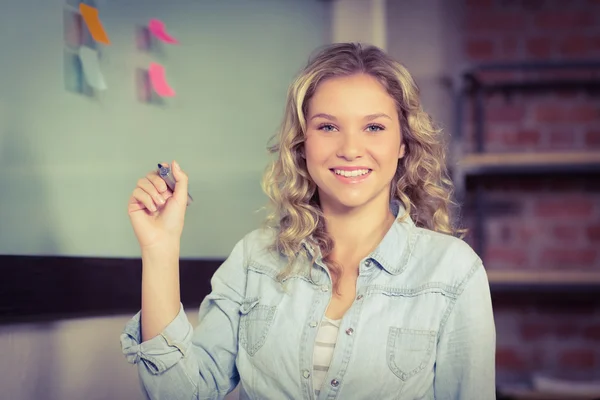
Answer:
[
  {"left": 0, "top": 1, "right": 329, "bottom": 399},
  {"left": 386, "top": 0, "right": 463, "bottom": 142}
]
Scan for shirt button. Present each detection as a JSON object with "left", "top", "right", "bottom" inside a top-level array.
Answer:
[
  {"left": 364, "top": 259, "right": 372, "bottom": 267},
  {"left": 309, "top": 321, "right": 318, "bottom": 328},
  {"left": 330, "top": 379, "right": 339, "bottom": 387},
  {"left": 303, "top": 370, "right": 310, "bottom": 379},
  {"left": 321, "top": 285, "right": 328, "bottom": 292},
  {"left": 356, "top": 294, "right": 363, "bottom": 300},
  {"left": 345, "top": 328, "right": 354, "bottom": 335}
]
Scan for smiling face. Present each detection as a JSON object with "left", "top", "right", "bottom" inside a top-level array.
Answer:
[{"left": 304, "top": 73, "right": 406, "bottom": 214}]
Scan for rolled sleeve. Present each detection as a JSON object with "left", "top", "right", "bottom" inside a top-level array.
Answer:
[
  {"left": 119, "top": 236, "right": 248, "bottom": 400},
  {"left": 120, "top": 302, "right": 194, "bottom": 375}
]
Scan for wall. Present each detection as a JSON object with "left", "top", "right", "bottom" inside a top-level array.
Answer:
[
  {"left": 0, "top": 0, "right": 329, "bottom": 259},
  {"left": 0, "top": 0, "right": 329, "bottom": 399},
  {"left": 461, "top": 0, "right": 600, "bottom": 385}
]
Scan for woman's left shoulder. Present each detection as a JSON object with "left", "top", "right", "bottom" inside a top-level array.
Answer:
[
  {"left": 410, "top": 227, "right": 484, "bottom": 285},
  {"left": 414, "top": 227, "right": 479, "bottom": 260}
]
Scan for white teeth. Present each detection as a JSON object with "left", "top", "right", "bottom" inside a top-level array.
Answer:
[{"left": 334, "top": 169, "right": 370, "bottom": 177}]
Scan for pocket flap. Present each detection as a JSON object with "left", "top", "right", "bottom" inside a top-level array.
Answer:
[{"left": 240, "top": 297, "right": 260, "bottom": 315}]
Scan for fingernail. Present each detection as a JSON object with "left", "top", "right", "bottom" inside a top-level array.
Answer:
[{"left": 174, "top": 161, "right": 181, "bottom": 170}]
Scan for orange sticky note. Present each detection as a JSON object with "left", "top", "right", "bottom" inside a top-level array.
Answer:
[{"left": 79, "top": 4, "right": 111, "bottom": 45}]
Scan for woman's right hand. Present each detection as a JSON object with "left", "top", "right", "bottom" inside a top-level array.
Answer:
[{"left": 127, "top": 160, "right": 189, "bottom": 251}]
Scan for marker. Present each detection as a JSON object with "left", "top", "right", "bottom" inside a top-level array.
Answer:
[{"left": 157, "top": 163, "right": 193, "bottom": 206}]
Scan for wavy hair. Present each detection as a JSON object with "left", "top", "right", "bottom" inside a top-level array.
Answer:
[{"left": 260, "top": 42, "right": 463, "bottom": 293}]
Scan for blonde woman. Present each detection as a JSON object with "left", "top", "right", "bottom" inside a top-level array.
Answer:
[{"left": 121, "top": 43, "right": 496, "bottom": 400}]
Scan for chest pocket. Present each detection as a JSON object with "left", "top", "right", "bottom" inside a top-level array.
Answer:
[
  {"left": 239, "top": 297, "right": 277, "bottom": 356},
  {"left": 387, "top": 327, "right": 436, "bottom": 381}
]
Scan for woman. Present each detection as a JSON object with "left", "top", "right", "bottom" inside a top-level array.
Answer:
[{"left": 121, "top": 42, "right": 496, "bottom": 400}]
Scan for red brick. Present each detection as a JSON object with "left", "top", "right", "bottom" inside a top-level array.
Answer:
[
  {"left": 526, "top": 37, "right": 554, "bottom": 58},
  {"left": 466, "top": 0, "right": 493, "bottom": 8},
  {"left": 534, "top": 12, "right": 596, "bottom": 30},
  {"left": 585, "top": 130, "right": 600, "bottom": 147},
  {"left": 517, "top": 225, "right": 537, "bottom": 242},
  {"left": 540, "top": 248, "right": 597, "bottom": 268},
  {"left": 519, "top": 0, "right": 547, "bottom": 10},
  {"left": 466, "top": 13, "right": 527, "bottom": 32},
  {"left": 487, "top": 104, "right": 526, "bottom": 123},
  {"left": 587, "top": 224, "right": 600, "bottom": 242},
  {"left": 509, "top": 130, "right": 541, "bottom": 146},
  {"left": 558, "top": 349, "right": 596, "bottom": 368},
  {"left": 496, "top": 347, "right": 528, "bottom": 370},
  {"left": 552, "top": 224, "right": 582, "bottom": 243},
  {"left": 465, "top": 39, "right": 495, "bottom": 60},
  {"left": 569, "top": 105, "right": 600, "bottom": 123},
  {"left": 479, "top": 71, "right": 520, "bottom": 81},
  {"left": 549, "top": 130, "right": 576, "bottom": 147},
  {"left": 559, "top": 36, "right": 592, "bottom": 57},
  {"left": 555, "top": 324, "right": 579, "bottom": 338},
  {"left": 485, "top": 246, "right": 529, "bottom": 267},
  {"left": 583, "top": 324, "right": 600, "bottom": 341},
  {"left": 591, "top": 37, "right": 600, "bottom": 53},
  {"left": 534, "top": 198, "right": 595, "bottom": 219},
  {"left": 534, "top": 105, "right": 565, "bottom": 123},
  {"left": 520, "top": 322, "right": 551, "bottom": 340}
]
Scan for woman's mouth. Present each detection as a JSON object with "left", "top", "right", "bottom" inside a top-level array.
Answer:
[{"left": 330, "top": 168, "right": 372, "bottom": 183}]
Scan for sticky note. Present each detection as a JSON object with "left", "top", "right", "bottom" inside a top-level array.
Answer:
[
  {"left": 63, "top": 9, "right": 83, "bottom": 48},
  {"left": 78, "top": 46, "right": 107, "bottom": 90},
  {"left": 79, "top": 3, "right": 111, "bottom": 45},
  {"left": 148, "top": 19, "right": 178, "bottom": 44},
  {"left": 149, "top": 62, "right": 175, "bottom": 97}
]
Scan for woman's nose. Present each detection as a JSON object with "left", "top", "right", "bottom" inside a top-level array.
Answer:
[{"left": 336, "top": 132, "right": 364, "bottom": 161}]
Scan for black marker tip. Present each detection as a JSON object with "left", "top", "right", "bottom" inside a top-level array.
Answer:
[{"left": 157, "top": 163, "right": 162, "bottom": 169}]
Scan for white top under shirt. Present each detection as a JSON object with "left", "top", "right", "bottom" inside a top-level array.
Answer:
[{"left": 312, "top": 315, "right": 342, "bottom": 396}]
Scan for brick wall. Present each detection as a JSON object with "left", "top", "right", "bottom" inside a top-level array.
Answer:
[{"left": 460, "top": 0, "right": 600, "bottom": 385}]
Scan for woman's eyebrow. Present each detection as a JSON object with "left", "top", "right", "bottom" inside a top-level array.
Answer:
[{"left": 309, "top": 113, "right": 392, "bottom": 121}]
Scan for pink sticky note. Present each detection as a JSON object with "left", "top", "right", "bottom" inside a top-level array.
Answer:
[
  {"left": 148, "top": 19, "right": 178, "bottom": 44},
  {"left": 148, "top": 62, "right": 175, "bottom": 97}
]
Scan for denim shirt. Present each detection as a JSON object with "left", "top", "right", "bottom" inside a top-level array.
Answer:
[{"left": 121, "top": 202, "right": 496, "bottom": 400}]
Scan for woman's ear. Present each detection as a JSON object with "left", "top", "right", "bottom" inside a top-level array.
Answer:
[
  {"left": 300, "top": 146, "right": 306, "bottom": 159},
  {"left": 398, "top": 143, "right": 406, "bottom": 159}
]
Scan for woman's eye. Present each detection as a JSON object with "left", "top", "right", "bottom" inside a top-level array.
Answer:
[
  {"left": 318, "top": 124, "right": 337, "bottom": 132},
  {"left": 366, "top": 124, "right": 384, "bottom": 132}
]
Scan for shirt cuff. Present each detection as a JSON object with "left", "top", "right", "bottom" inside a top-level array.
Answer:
[{"left": 120, "top": 303, "right": 193, "bottom": 375}]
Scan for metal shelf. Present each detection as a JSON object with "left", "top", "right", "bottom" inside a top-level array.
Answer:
[
  {"left": 458, "top": 151, "right": 600, "bottom": 176},
  {"left": 487, "top": 270, "right": 600, "bottom": 293},
  {"left": 452, "top": 61, "right": 600, "bottom": 259},
  {"left": 487, "top": 270, "right": 600, "bottom": 284}
]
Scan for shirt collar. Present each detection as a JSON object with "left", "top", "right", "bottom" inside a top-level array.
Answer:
[
  {"left": 370, "top": 199, "right": 415, "bottom": 275},
  {"left": 301, "top": 199, "right": 415, "bottom": 275}
]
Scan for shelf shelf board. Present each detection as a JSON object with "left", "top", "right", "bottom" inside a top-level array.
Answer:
[
  {"left": 457, "top": 151, "right": 600, "bottom": 175},
  {"left": 487, "top": 270, "right": 600, "bottom": 285},
  {"left": 498, "top": 387, "right": 599, "bottom": 400}
]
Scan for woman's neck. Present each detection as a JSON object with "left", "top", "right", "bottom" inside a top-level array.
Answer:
[{"left": 322, "top": 198, "right": 396, "bottom": 264}]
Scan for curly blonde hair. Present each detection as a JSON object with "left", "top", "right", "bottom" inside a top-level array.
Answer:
[{"left": 260, "top": 42, "right": 462, "bottom": 292}]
